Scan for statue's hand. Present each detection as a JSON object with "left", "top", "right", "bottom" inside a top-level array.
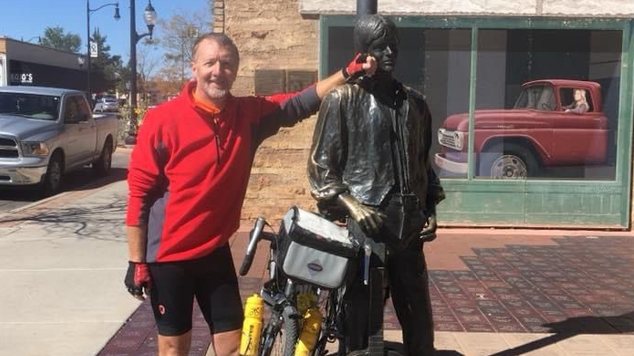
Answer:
[
  {"left": 338, "top": 193, "right": 385, "bottom": 235},
  {"left": 419, "top": 213, "right": 438, "bottom": 242}
]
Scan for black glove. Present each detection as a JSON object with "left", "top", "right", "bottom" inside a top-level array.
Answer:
[{"left": 124, "top": 261, "right": 151, "bottom": 300}]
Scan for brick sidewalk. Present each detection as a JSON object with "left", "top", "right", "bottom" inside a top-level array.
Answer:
[{"left": 99, "top": 232, "right": 634, "bottom": 356}]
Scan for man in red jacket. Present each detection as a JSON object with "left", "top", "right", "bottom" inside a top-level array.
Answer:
[{"left": 125, "top": 32, "right": 376, "bottom": 356}]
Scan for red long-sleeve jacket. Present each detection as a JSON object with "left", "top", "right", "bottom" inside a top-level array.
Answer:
[{"left": 126, "top": 82, "right": 319, "bottom": 262}]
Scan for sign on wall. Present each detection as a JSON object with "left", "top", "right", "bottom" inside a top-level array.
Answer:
[{"left": 9, "top": 72, "right": 34, "bottom": 84}]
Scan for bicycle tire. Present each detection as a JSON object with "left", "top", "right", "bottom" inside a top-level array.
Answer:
[{"left": 260, "top": 305, "right": 299, "bottom": 356}]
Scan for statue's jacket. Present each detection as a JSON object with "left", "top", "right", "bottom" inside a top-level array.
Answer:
[{"left": 308, "top": 80, "right": 445, "bottom": 217}]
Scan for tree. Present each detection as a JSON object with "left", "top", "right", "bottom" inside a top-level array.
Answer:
[
  {"left": 40, "top": 27, "right": 82, "bottom": 53},
  {"left": 156, "top": 9, "right": 211, "bottom": 86},
  {"left": 136, "top": 44, "right": 161, "bottom": 103},
  {"left": 90, "top": 28, "right": 125, "bottom": 93}
]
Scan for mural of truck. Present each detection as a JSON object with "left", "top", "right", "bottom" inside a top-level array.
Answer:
[{"left": 434, "top": 79, "right": 609, "bottom": 179}]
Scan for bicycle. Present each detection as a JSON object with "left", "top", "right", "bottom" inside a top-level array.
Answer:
[{"left": 239, "top": 207, "right": 403, "bottom": 356}]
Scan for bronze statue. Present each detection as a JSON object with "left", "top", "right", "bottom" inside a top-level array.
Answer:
[{"left": 308, "top": 15, "right": 445, "bottom": 356}]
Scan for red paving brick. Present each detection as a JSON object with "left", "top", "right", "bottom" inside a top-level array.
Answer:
[{"left": 98, "top": 233, "right": 634, "bottom": 355}]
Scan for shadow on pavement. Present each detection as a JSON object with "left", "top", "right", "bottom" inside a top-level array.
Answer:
[
  {"left": 486, "top": 311, "right": 634, "bottom": 356},
  {"left": 0, "top": 188, "right": 127, "bottom": 240},
  {"left": 0, "top": 167, "right": 127, "bottom": 202},
  {"left": 383, "top": 341, "right": 465, "bottom": 356},
  {"left": 61, "top": 167, "right": 128, "bottom": 193}
]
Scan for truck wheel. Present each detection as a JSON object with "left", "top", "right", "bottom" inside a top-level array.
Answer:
[
  {"left": 93, "top": 140, "right": 113, "bottom": 176},
  {"left": 41, "top": 153, "right": 64, "bottom": 196},
  {"left": 479, "top": 143, "right": 538, "bottom": 179}
]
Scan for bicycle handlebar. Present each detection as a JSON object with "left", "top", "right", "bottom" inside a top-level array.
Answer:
[{"left": 239, "top": 216, "right": 267, "bottom": 276}]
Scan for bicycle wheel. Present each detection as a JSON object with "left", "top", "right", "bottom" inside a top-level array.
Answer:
[{"left": 260, "top": 305, "right": 299, "bottom": 356}]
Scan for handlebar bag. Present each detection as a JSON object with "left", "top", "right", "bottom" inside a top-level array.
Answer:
[{"left": 278, "top": 206, "right": 359, "bottom": 289}]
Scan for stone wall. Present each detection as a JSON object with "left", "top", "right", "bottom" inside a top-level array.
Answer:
[
  {"left": 226, "top": 0, "right": 319, "bottom": 96},
  {"left": 225, "top": 0, "right": 320, "bottom": 223}
]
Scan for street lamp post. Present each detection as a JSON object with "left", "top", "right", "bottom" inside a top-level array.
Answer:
[
  {"left": 86, "top": 1, "right": 120, "bottom": 99},
  {"left": 124, "top": 0, "right": 157, "bottom": 145}
]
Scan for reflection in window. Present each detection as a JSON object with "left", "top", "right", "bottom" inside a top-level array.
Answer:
[
  {"left": 513, "top": 84, "right": 555, "bottom": 111},
  {"left": 473, "top": 29, "right": 621, "bottom": 180},
  {"left": 328, "top": 27, "right": 471, "bottom": 179},
  {"left": 560, "top": 87, "right": 593, "bottom": 113},
  {"left": 0, "top": 93, "right": 60, "bottom": 120}
]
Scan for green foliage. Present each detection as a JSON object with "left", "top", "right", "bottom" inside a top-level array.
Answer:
[
  {"left": 40, "top": 27, "right": 82, "bottom": 53},
  {"left": 90, "top": 28, "right": 126, "bottom": 93},
  {"left": 117, "top": 104, "right": 150, "bottom": 143}
]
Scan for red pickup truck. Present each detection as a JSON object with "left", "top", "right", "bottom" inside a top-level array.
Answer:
[{"left": 434, "top": 79, "right": 609, "bottom": 178}]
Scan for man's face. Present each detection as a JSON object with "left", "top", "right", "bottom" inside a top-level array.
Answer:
[
  {"left": 367, "top": 34, "right": 398, "bottom": 73},
  {"left": 191, "top": 39, "right": 238, "bottom": 101}
]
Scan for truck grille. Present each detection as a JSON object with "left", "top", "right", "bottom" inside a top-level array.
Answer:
[
  {"left": 438, "top": 129, "right": 460, "bottom": 150},
  {"left": 0, "top": 136, "right": 19, "bottom": 158},
  {"left": 439, "top": 132, "right": 456, "bottom": 147}
]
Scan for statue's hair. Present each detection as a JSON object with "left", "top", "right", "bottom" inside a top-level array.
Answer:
[
  {"left": 191, "top": 32, "right": 240, "bottom": 68},
  {"left": 353, "top": 15, "right": 399, "bottom": 53}
]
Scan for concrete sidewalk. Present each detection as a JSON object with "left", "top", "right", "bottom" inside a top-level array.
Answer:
[
  {"left": 1, "top": 175, "right": 634, "bottom": 356},
  {"left": 0, "top": 179, "right": 140, "bottom": 356}
]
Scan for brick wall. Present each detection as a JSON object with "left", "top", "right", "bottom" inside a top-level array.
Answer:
[{"left": 225, "top": 0, "right": 320, "bottom": 223}]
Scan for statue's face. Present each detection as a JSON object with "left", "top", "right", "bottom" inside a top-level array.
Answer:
[{"left": 367, "top": 34, "right": 399, "bottom": 73}]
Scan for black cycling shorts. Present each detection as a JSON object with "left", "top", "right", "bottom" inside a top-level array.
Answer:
[{"left": 148, "top": 245, "right": 244, "bottom": 336}]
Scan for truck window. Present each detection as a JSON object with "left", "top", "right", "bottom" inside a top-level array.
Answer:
[
  {"left": 513, "top": 85, "right": 556, "bottom": 111},
  {"left": 560, "top": 87, "right": 593, "bottom": 112},
  {"left": 74, "top": 96, "right": 91, "bottom": 121},
  {"left": 0, "top": 93, "right": 60, "bottom": 120},
  {"left": 63, "top": 97, "right": 81, "bottom": 124}
]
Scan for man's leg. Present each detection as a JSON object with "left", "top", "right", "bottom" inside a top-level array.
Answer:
[
  {"left": 148, "top": 262, "right": 197, "bottom": 356},
  {"left": 212, "top": 329, "right": 241, "bottom": 356},
  {"left": 195, "top": 245, "right": 244, "bottom": 356},
  {"left": 158, "top": 332, "right": 193, "bottom": 356}
]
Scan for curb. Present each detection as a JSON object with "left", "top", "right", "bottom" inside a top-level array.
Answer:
[
  {"left": 8, "top": 191, "right": 74, "bottom": 214},
  {"left": 7, "top": 178, "right": 122, "bottom": 216}
]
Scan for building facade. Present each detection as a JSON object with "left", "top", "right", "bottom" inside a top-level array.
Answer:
[
  {"left": 227, "top": 0, "right": 634, "bottom": 229},
  {"left": 0, "top": 37, "right": 86, "bottom": 90}
]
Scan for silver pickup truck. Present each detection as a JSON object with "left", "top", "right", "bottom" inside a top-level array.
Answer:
[{"left": 0, "top": 86, "right": 119, "bottom": 195}]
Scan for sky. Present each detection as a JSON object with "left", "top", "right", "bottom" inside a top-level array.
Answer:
[{"left": 0, "top": 0, "right": 211, "bottom": 62}]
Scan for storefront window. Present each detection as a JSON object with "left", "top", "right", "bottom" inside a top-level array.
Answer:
[
  {"left": 327, "top": 27, "right": 471, "bottom": 179},
  {"left": 474, "top": 29, "right": 622, "bottom": 180}
]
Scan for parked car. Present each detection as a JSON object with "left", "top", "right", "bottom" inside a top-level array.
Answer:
[
  {"left": 93, "top": 95, "right": 119, "bottom": 113},
  {"left": 434, "top": 79, "right": 608, "bottom": 179},
  {"left": 0, "top": 86, "right": 119, "bottom": 195}
]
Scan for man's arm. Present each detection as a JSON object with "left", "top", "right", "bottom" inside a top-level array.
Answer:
[
  {"left": 127, "top": 226, "right": 148, "bottom": 262},
  {"left": 315, "top": 55, "right": 376, "bottom": 99},
  {"left": 125, "top": 113, "right": 164, "bottom": 300},
  {"left": 260, "top": 55, "right": 377, "bottom": 128}
]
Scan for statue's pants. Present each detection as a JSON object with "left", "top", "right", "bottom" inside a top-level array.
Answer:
[{"left": 343, "top": 194, "right": 435, "bottom": 356}]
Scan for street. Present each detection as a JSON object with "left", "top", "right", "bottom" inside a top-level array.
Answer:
[{"left": 0, "top": 147, "right": 131, "bottom": 212}]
